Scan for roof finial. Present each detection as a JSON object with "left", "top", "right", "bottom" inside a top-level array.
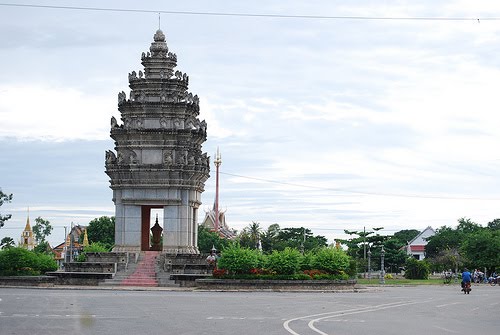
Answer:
[{"left": 158, "top": 12, "right": 161, "bottom": 30}]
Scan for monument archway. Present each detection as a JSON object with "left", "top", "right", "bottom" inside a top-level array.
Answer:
[{"left": 141, "top": 205, "right": 163, "bottom": 251}]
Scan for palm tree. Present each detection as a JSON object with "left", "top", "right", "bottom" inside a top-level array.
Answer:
[{"left": 249, "top": 221, "right": 262, "bottom": 249}]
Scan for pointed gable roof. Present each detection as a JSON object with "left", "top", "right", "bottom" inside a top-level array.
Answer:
[{"left": 408, "top": 226, "right": 435, "bottom": 246}]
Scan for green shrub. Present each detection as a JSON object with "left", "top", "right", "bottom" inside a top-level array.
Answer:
[
  {"left": 300, "top": 251, "right": 314, "bottom": 271},
  {"left": 265, "top": 247, "right": 302, "bottom": 275},
  {"left": 218, "top": 244, "right": 261, "bottom": 274},
  {"left": 0, "top": 247, "right": 57, "bottom": 276},
  {"left": 404, "top": 257, "right": 430, "bottom": 279},
  {"left": 83, "top": 242, "right": 111, "bottom": 253},
  {"left": 36, "top": 253, "right": 58, "bottom": 273},
  {"left": 347, "top": 259, "right": 358, "bottom": 278},
  {"left": 76, "top": 254, "right": 87, "bottom": 262},
  {"left": 311, "top": 247, "right": 350, "bottom": 274},
  {"left": 77, "top": 242, "right": 112, "bottom": 262}
]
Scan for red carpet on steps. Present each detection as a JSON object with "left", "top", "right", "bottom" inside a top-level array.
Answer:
[{"left": 120, "top": 251, "right": 159, "bottom": 287}]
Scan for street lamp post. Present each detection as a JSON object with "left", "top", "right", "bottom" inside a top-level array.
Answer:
[
  {"left": 367, "top": 249, "right": 372, "bottom": 280},
  {"left": 380, "top": 246, "right": 386, "bottom": 285}
]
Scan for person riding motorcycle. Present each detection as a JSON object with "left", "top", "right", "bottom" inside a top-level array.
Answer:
[{"left": 461, "top": 268, "right": 472, "bottom": 291}]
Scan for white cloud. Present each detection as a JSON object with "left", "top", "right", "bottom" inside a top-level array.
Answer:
[{"left": 0, "top": 84, "right": 113, "bottom": 141}]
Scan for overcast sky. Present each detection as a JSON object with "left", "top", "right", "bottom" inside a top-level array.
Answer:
[{"left": 1, "top": 1, "right": 500, "bottom": 246}]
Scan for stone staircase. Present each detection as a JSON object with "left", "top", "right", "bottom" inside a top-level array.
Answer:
[
  {"left": 119, "top": 251, "right": 160, "bottom": 287},
  {"left": 98, "top": 252, "right": 212, "bottom": 288}
]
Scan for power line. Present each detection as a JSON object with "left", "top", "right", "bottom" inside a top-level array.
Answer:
[
  {"left": 220, "top": 171, "right": 499, "bottom": 201},
  {"left": 0, "top": 3, "right": 498, "bottom": 22}
]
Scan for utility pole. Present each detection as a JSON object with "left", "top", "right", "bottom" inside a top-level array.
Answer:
[{"left": 214, "top": 148, "right": 222, "bottom": 232}]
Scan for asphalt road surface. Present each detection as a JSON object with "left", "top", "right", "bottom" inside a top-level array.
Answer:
[{"left": 0, "top": 284, "right": 499, "bottom": 335}]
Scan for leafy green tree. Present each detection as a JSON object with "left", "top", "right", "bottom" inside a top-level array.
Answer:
[
  {"left": 0, "top": 189, "right": 13, "bottom": 228},
  {"left": 197, "top": 225, "right": 230, "bottom": 253},
  {"left": 456, "top": 217, "right": 482, "bottom": 234},
  {"left": 0, "top": 237, "right": 15, "bottom": 249},
  {"left": 461, "top": 229, "right": 500, "bottom": 274},
  {"left": 425, "top": 225, "right": 463, "bottom": 259},
  {"left": 33, "top": 241, "right": 53, "bottom": 255},
  {"left": 87, "top": 216, "right": 115, "bottom": 248},
  {"left": 392, "top": 229, "right": 420, "bottom": 245},
  {"left": 32, "top": 217, "right": 53, "bottom": 243},
  {"left": 487, "top": 218, "right": 500, "bottom": 231},
  {"left": 274, "top": 227, "right": 327, "bottom": 252},
  {"left": 427, "top": 247, "right": 463, "bottom": 273}
]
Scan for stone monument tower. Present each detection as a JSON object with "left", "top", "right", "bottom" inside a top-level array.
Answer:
[{"left": 105, "top": 29, "right": 210, "bottom": 254}]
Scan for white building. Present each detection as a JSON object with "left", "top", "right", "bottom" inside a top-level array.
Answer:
[{"left": 406, "top": 226, "right": 435, "bottom": 260}]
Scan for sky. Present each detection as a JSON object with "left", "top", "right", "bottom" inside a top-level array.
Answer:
[{"left": 1, "top": 1, "right": 500, "bottom": 247}]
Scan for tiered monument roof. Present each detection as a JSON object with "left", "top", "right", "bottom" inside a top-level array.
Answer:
[{"left": 105, "top": 29, "right": 210, "bottom": 191}]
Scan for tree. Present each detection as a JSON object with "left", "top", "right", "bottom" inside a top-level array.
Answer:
[
  {"left": 456, "top": 217, "right": 482, "bottom": 234},
  {"left": 425, "top": 219, "right": 482, "bottom": 272},
  {"left": 275, "top": 227, "right": 327, "bottom": 252},
  {"left": 425, "top": 225, "right": 463, "bottom": 259},
  {"left": 197, "top": 225, "right": 230, "bottom": 253},
  {"left": 32, "top": 217, "right": 53, "bottom": 243},
  {"left": 426, "top": 247, "right": 463, "bottom": 273},
  {"left": 260, "top": 223, "right": 280, "bottom": 252},
  {"left": 339, "top": 227, "right": 386, "bottom": 260},
  {"left": 33, "top": 241, "right": 53, "bottom": 255},
  {"left": 383, "top": 238, "right": 409, "bottom": 273},
  {"left": 0, "top": 237, "right": 15, "bottom": 249},
  {"left": 487, "top": 218, "right": 500, "bottom": 231},
  {"left": 0, "top": 189, "right": 13, "bottom": 228},
  {"left": 87, "top": 216, "right": 115, "bottom": 248},
  {"left": 237, "top": 222, "right": 263, "bottom": 249},
  {"left": 461, "top": 229, "right": 500, "bottom": 274},
  {"left": 248, "top": 221, "right": 262, "bottom": 249},
  {"left": 392, "top": 229, "right": 420, "bottom": 245}
]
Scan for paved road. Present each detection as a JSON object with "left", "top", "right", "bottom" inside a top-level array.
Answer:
[{"left": 0, "top": 284, "right": 499, "bottom": 334}]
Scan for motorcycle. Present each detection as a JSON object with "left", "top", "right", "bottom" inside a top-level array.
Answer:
[
  {"left": 463, "top": 281, "right": 471, "bottom": 294},
  {"left": 489, "top": 275, "right": 498, "bottom": 286}
]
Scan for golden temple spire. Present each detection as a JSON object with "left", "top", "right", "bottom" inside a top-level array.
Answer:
[
  {"left": 24, "top": 207, "right": 31, "bottom": 231},
  {"left": 83, "top": 228, "right": 89, "bottom": 247}
]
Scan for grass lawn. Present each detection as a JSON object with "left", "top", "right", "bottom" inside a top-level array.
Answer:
[{"left": 356, "top": 277, "right": 454, "bottom": 285}]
